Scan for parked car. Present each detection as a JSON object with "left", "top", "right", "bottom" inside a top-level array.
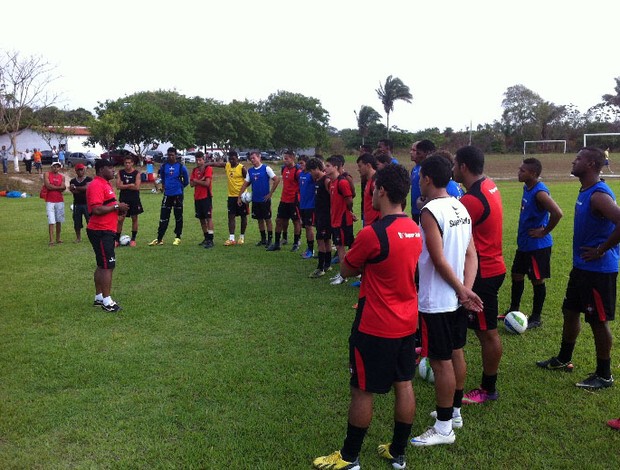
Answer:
[
  {"left": 260, "top": 151, "right": 272, "bottom": 161},
  {"left": 66, "top": 152, "right": 99, "bottom": 168},
  {"left": 238, "top": 151, "right": 249, "bottom": 161},
  {"left": 40, "top": 150, "right": 55, "bottom": 165},
  {"left": 144, "top": 150, "right": 164, "bottom": 163},
  {"left": 182, "top": 152, "right": 198, "bottom": 164},
  {"left": 100, "top": 149, "right": 138, "bottom": 166}
]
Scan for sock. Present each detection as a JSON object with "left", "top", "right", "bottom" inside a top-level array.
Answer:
[
  {"left": 317, "top": 252, "right": 325, "bottom": 270},
  {"left": 596, "top": 358, "right": 612, "bottom": 379},
  {"left": 294, "top": 233, "right": 300, "bottom": 245},
  {"left": 282, "top": 232, "right": 288, "bottom": 241},
  {"left": 453, "top": 406, "right": 462, "bottom": 419},
  {"left": 229, "top": 234, "right": 235, "bottom": 241},
  {"left": 95, "top": 293, "right": 104, "bottom": 302},
  {"left": 434, "top": 407, "right": 453, "bottom": 435},
  {"left": 453, "top": 389, "right": 464, "bottom": 409},
  {"left": 240, "top": 234, "right": 245, "bottom": 241},
  {"left": 390, "top": 421, "right": 412, "bottom": 457},
  {"left": 207, "top": 231, "right": 214, "bottom": 242},
  {"left": 267, "top": 231, "right": 273, "bottom": 244},
  {"left": 131, "top": 230, "right": 137, "bottom": 241},
  {"left": 531, "top": 283, "right": 546, "bottom": 320},
  {"left": 510, "top": 278, "right": 525, "bottom": 311},
  {"left": 558, "top": 341, "right": 575, "bottom": 363},
  {"left": 481, "top": 373, "right": 497, "bottom": 394},
  {"left": 325, "top": 251, "right": 332, "bottom": 270},
  {"left": 308, "top": 240, "right": 314, "bottom": 252},
  {"left": 115, "top": 232, "right": 121, "bottom": 241},
  {"left": 341, "top": 422, "right": 367, "bottom": 463},
  {"left": 260, "top": 230, "right": 266, "bottom": 242},
  {"left": 103, "top": 296, "right": 113, "bottom": 306},
  {"left": 275, "top": 232, "right": 281, "bottom": 245},
  {"left": 203, "top": 232, "right": 209, "bottom": 241}
]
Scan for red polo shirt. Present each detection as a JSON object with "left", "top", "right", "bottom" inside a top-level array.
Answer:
[{"left": 87, "top": 176, "right": 118, "bottom": 232}]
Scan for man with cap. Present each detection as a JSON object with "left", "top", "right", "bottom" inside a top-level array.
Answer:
[
  {"left": 69, "top": 163, "right": 92, "bottom": 243},
  {"left": 44, "top": 161, "right": 67, "bottom": 246}
]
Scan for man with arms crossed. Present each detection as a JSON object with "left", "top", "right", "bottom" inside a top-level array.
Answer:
[
  {"left": 69, "top": 163, "right": 92, "bottom": 243},
  {"left": 503, "top": 158, "right": 563, "bottom": 328},
  {"left": 116, "top": 155, "right": 143, "bottom": 247},
  {"left": 452, "top": 145, "right": 506, "bottom": 404},
  {"left": 238, "top": 151, "right": 280, "bottom": 247},
  {"left": 313, "top": 164, "right": 422, "bottom": 470},
  {"left": 44, "top": 161, "right": 67, "bottom": 246},
  {"left": 87, "top": 159, "right": 128, "bottom": 312},
  {"left": 538, "top": 147, "right": 620, "bottom": 390},
  {"left": 410, "top": 155, "right": 482, "bottom": 446}
]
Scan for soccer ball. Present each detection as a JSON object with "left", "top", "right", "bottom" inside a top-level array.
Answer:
[
  {"left": 504, "top": 311, "right": 528, "bottom": 334},
  {"left": 240, "top": 191, "right": 252, "bottom": 204},
  {"left": 119, "top": 235, "right": 131, "bottom": 246},
  {"left": 417, "top": 356, "right": 435, "bottom": 383}
]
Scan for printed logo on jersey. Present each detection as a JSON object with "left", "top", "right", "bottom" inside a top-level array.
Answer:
[
  {"left": 449, "top": 205, "right": 471, "bottom": 228},
  {"left": 397, "top": 231, "right": 421, "bottom": 239}
]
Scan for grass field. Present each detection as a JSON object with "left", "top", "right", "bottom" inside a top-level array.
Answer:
[{"left": 1, "top": 154, "right": 620, "bottom": 468}]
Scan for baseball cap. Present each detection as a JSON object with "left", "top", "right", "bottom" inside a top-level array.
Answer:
[
  {"left": 75, "top": 163, "right": 85, "bottom": 170},
  {"left": 51, "top": 162, "right": 61, "bottom": 167}
]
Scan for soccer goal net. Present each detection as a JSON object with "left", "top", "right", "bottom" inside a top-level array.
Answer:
[
  {"left": 523, "top": 140, "right": 567, "bottom": 155},
  {"left": 583, "top": 133, "right": 620, "bottom": 148}
]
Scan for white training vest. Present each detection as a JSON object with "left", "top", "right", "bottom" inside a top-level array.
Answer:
[{"left": 418, "top": 196, "right": 472, "bottom": 313}]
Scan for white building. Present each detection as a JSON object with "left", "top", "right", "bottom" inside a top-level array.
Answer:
[{"left": 0, "top": 127, "right": 106, "bottom": 157}]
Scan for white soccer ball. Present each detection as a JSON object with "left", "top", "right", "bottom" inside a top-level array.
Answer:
[
  {"left": 151, "top": 188, "right": 157, "bottom": 194},
  {"left": 119, "top": 235, "right": 131, "bottom": 246},
  {"left": 240, "top": 191, "right": 252, "bottom": 204},
  {"left": 504, "top": 311, "right": 528, "bottom": 334},
  {"left": 418, "top": 356, "right": 435, "bottom": 383}
]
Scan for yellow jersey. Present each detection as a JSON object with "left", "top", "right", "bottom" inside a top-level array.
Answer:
[{"left": 225, "top": 162, "right": 245, "bottom": 197}]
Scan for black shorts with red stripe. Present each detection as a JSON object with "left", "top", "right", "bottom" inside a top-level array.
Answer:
[
  {"left": 511, "top": 247, "right": 551, "bottom": 280},
  {"left": 420, "top": 308, "right": 468, "bottom": 360},
  {"left": 276, "top": 201, "right": 300, "bottom": 222},
  {"left": 467, "top": 273, "right": 505, "bottom": 331},
  {"left": 349, "top": 328, "right": 416, "bottom": 393},
  {"left": 562, "top": 268, "right": 617, "bottom": 323},
  {"left": 331, "top": 225, "right": 354, "bottom": 248},
  {"left": 87, "top": 229, "right": 116, "bottom": 269}
]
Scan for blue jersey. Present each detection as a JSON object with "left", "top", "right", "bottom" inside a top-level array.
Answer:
[
  {"left": 411, "top": 166, "right": 421, "bottom": 216},
  {"left": 447, "top": 180, "right": 464, "bottom": 199},
  {"left": 159, "top": 162, "right": 189, "bottom": 196},
  {"left": 298, "top": 170, "right": 315, "bottom": 209},
  {"left": 573, "top": 181, "right": 619, "bottom": 273},
  {"left": 247, "top": 164, "right": 271, "bottom": 202},
  {"left": 517, "top": 181, "right": 552, "bottom": 252}
]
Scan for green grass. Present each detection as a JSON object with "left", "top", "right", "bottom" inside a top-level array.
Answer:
[{"left": 1, "top": 159, "right": 620, "bottom": 468}]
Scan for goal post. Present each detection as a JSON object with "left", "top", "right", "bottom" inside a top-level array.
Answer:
[
  {"left": 523, "top": 140, "right": 567, "bottom": 155},
  {"left": 583, "top": 133, "right": 620, "bottom": 147}
]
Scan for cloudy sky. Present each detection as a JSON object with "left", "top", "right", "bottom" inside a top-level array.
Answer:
[{"left": 4, "top": 0, "right": 619, "bottom": 132}]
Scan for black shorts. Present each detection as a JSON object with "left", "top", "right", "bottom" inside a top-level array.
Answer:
[
  {"left": 421, "top": 308, "right": 468, "bottom": 360},
  {"left": 123, "top": 199, "right": 144, "bottom": 216},
  {"left": 315, "top": 213, "right": 331, "bottom": 240},
  {"left": 228, "top": 197, "right": 248, "bottom": 217},
  {"left": 511, "top": 247, "right": 551, "bottom": 280},
  {"left": 332, "top": 225, "right": 354, "bottom": 248},
  {"left": 252, "top": 201, "right": 272, "bottom": 220},
  {"left": 467, "top": 273, "right": 505, "bottom": 331},
  {"left": 162, "top": 194, "right": 184, "bottom": 209},
  {"left": 194, "top": 197, "right": 212, "bottom": 220},
  {"left": 277, "top": 201, "right": 300, "bottom": 222},
  {"left": 87, "top": 229, "right": 116, "bottom": 269},
  {"left": 72, "top": 204, "right": 89, "bottom": 230},
  {"left": 300, "top": 208, "right": 315, "bottom": 226},
  {"left": 562, "top": 268, "right": 617, "bottom": 323},
  {"left": 349, "top": 329, "right": 416, "bottom": 393}
]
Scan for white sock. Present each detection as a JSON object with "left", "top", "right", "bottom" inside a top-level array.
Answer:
[
  {"left": 208, "top": 230, "right": 214, "bottom": 235},
  {"left": 240, "top": 234, "right": 245, "bottom": 241},
  {"left": 229, "top": 234, "right": 235, "bottom": 241},
  {"left": 453, "top": 407, "right": 462, "bottom": 419},
  {"left": 103, "top": 296, "right": 113, "bottom": 306},
  {"left": 434, "top": 418, "right": 452, "bottom": 436},
  {"left": 95, "top": 293, "right": 103, "bottom": 302}
]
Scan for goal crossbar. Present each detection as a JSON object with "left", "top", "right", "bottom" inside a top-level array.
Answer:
[
  {"left": 583, "top": 133, "right": 620, "bottom": 147},
  {"left": 523, "top": 140, "right": 567, "bottom": 155}
]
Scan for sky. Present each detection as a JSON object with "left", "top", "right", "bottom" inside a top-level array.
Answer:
[{"left": 3, "top": 0, "right": 619, "bottom": 133}]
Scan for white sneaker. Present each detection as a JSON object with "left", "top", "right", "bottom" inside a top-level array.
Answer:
[
  {"left": 410, "top": 426, "right": 455, "bottom": 446},
  {"left": 330, "top": 274, "right": 347, "bottom": 285},
  {"left": 430, "top": 410, "right": 463, "bottom": 429}
]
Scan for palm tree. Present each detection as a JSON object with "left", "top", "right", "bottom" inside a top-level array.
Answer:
[
  {"left": 354, "top": 105, "right": 382, "bottom": 144},
  {"left": 376, "top": 75, "right": 413, "bottom": 137}
]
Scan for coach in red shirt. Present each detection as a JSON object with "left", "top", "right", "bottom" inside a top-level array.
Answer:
[
  {"left": 86, "top": 159, "right": 128, "bottom": 313},
  {"left": 313, "top": 164, "right": 422, "bottom": 470}
]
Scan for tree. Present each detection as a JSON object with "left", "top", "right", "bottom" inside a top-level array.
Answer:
[
  {"left": 0, "top": 50, "right": 58, "bottom": 171},
  {"left": 375, "top": 75, "right": 412, "bottom": 137},
  {"left": 602, "top": 76, "right": 620, "bottom": 108},
  {"left": 354, "top": 105, "right": 382, "bottom": 144}
]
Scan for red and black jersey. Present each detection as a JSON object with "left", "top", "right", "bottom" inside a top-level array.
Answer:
[
  {"left": 343, "top": 214, "right": 422, "bottom": 338},
  {"left": 191, "top": 166, "right": 213, "bottom": 200},
  {"left": 330, "top": 175, "right": 353, "bottom": 228},
  {"left": 87, "top": 176, "right": 118, "bottom": 232},
  {"left": 363, "top": 178, "right": 381, "bottom": 226},
  {"left": 460, "top": 177, "right": 506, "bottom": 278},
  {"left": 280, "top": 166, "right": 300, "bottom": 203}
]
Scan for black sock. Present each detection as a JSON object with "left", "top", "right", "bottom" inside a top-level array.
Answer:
[
  {"left": 203, "top": 232, "right": 209, "bottom": 241},
  {"left": 390, "top": 421, "right": 412, "bottom": 457},
  {"left": 481, "top": 373, "right": 497, "bottom": 393},
  {"left": 260, "top": 230, "right": 266, "bottom": 242},
  {"left": 282, "top": 232, "right": 288, "bottom": 241},
  {"left": 115, "top": 232, "right": 121, "bottom": 241},
  {"left": 275, "top": 232, "right": 281, "bottom": 245},
  {"left": 453, "top": 389, "right": 464, "bottom": 409},
  {"left": 308, "top": 240, "right": 314, "bottom": 252},
  {"left": 207, "top": 233, "right": 214, "bottom": 242},
  {"left": 436, "top": 406, "right": 453, "bottom": 422},
  {"left": 324, "top": 251, "right": 332, "bottom": 270},
  {"left": 294, "top": 234, "right": 300, "bottom": 245},
  {"left": 596, "top": 358, "right": 612, "bottom": 379},
  {"left": 531, "top": 283, "right": 546, "bottom": 320},
  {"left": 267, "top": 231, "right": 273, "bottom": 244},
  {"left": 510, "top": 278, "right": 525, "bottom": 311},
  {"left": 317, "top": 252, "right": 325, "bottom": 270},
  {"left": 341, "top": 422, "right": 367, "bottom": 463},
  {"left": 131, "top": 231, "right": 137, "bottom": 241},
  {"left": 558, "top": 341, "right": 575, "bottom": 363}
]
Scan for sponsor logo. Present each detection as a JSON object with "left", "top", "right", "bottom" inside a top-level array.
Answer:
[
  {"left": 398, "top": 231, "right": 421, "bottom": 239},
  {"left": 489, "top": 186, "right": 498, "bottom": 194},
  {"left": 449, "top": 216, "right": 471, "bottom": 227}
]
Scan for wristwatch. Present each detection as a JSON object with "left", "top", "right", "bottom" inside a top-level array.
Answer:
[{"left": 114, "top": 204, "right": 119, "bottom": 210}]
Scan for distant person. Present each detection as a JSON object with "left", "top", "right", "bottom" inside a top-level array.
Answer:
[
  {"left": 604, "top": 147, "right": 613, "bottom": 173},
  {"left": 190, "top": 152, "right": 215, "bottom": 248},
  {"left": 1, "top": 145, "right": 7, "bottom": 174},
  {"left": 116, "top": 155, "right": 144, "bottom": 247},
  {"left": 51, "top": 145, "right": 59, "bottom": 165},
  {"left": 358, "top": 144, "right": 373, "bottom": 224},
  {"left": 148, "top": 147, "right": 189, "bottom": 246},
  {"left": 58, "top": 145, "right": 66, "bottom": 168},
  {"left": 297, "top": 155, "right": 316, "bottom": 258},
  {"left": 538, "top": 147, "right": 620, "bottom": 391},
  {"left": 312, "top": 164, "right": 422, "bottom": 470},
  {"left": 23, "top": 148, "right": 33, "bottom": 174},
  {"left": 356, "top": 153, "right": 380, "bottom": 226},
  {"left": 377, "top": 138, "right": 399, "bottom": 164},
  {"left": 306, "top": 157, "right": 332, "bottom": 278},
  {"left": 86, "top": 159, "right": 129, "bottom": 312},
  {"left": 452, "top": 145, "right": 506, "bottom": 405},
  {"left": 33, "top": 148, "right": 43, "bottom": 174},
  {"left": 238, "top": 151, "right": 280, "bottom": 247},
  {"left": 44, "top": 161, "right": 67, "bottom": 246},
  {"left": 69, "top": 163, "right": 92, "bottom": 243},
  {"left": 503, "top": 158, "right": 563, "bottom": 329},
  {"left": 410, "top": 139, "right": 435, "bottom": 223}
]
